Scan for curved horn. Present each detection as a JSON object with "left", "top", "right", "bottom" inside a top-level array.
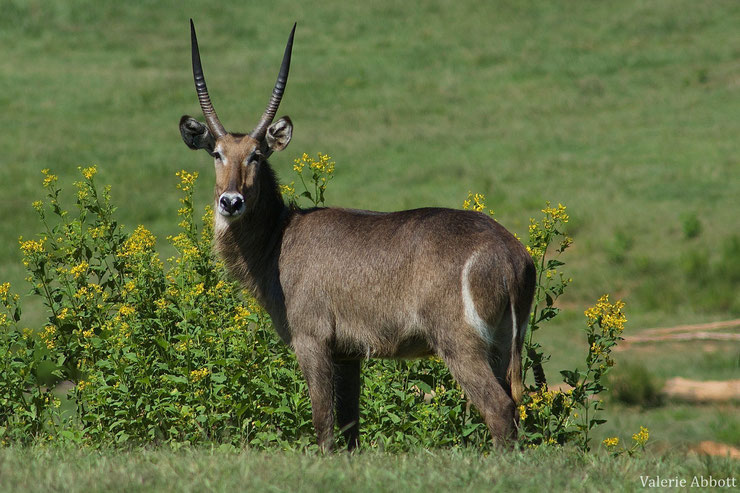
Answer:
[
  {"left": 250, "top": 23, "right": 296, "bottom": 140},
  {"left": 190, "top": 19, "right": 227, "bottom": 139}
]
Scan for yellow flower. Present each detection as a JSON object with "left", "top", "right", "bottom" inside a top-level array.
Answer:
[
  {"left": 169, "top": 232, "right": 198, "bottom": 262},
  {"left": 76, "top": 187, "right": 89, "bottom": 201},
  {"left": 79, "top": 165, "right": 97, "bottom": 180},
  {"left": 462, "top": 191, "right": 490, "bottom": 213},
  {"left": 590, "top": 342, "right": 604, "bottom": 356},
  {"left": 584, "top": 295, "right": 627, "bottom": 334},
  {"left": 233, "top": 305, "right": 252, "bottom": 328},
  {"left": 77, "top": 380, "right": 89, "bottom": 391},
  {"left": 41, "top": 169, "right": 58, "bottom": 188},
  {"left": 603, "top": 437, "right": 619, "bottom": 448},
  {"left": 74, "top": 286, "right": 88, "bottom": 299},
  {"left": 190, "top": 367, "right": 210, "bottom": 382},
  {"left": 19, "top": 237, "right": 46, "bottom": 255},
  {"left": 293, "top": 154, "right": 306, "bottom": 173},
  {"left": 40, "top": 325, "right": 57, "bottom": 349},
  {"left": 119, "top": 226, "right": 156, "bottom": 259},
  {"left": 192, "top": 283, "right": 204, "bottom": 297},
  {"left": 632, "top": 426, "right": 649, "bottom": 446},
  {"left": 293, "top": 152, "right": 335, "bottom": 175},
  {"left": 0, "top": 282, "right": 10, "bottom": 303},
  {"left": 122, "top": 280, "right": 136, "bottom": 296},
  {"left": 70, "top": 261, "right": 89, "bottom": 279},
  {"left": 314, "top": 153, "right": 335, "bottom": 174},
  {"left": 57, "top": 307, "right": 70, "bottom": 320},
  {"left": 176, "top": 170, "right": 198, "bottom": 192},
  {"left": 518, "top": 405, "right": 528, "bottom": 421},
  {"left": 118, "top": 304, "right": 135, "bottom": 317},
  {"left": 542, "top": 202, "right": 569, "bottom": 224},
  {"left": 280, "top": 182, "right": 296, "bottom": 197}
]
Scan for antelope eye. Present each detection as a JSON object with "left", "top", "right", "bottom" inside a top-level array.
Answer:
[{"left": 213, "top": 152, "right": 222, "bottom": 160}]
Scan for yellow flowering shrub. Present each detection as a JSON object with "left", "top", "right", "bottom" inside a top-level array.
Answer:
[
  {"left": 0, "top": 279, "right": 53, "bottom": 442},
  {"left": 518, "top": 293, "right": 628, "bottom": 450},
  {"left": 1, "top": 165, "right": 318, "bottom": 447},
  {"left": 2, "top": 161, "right": 636, "bottom": 452}
]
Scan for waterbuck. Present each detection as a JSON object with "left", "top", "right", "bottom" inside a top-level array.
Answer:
[{"left": 179, "top": 20, "right": 536, "bottom": 451}]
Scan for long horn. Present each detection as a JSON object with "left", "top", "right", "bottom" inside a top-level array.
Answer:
[
  {"left": 250, "top": 23, "right": 296, "bottom": 140},
  {"left": 190, "top": 19, "right": 227, "bottom": 139}
]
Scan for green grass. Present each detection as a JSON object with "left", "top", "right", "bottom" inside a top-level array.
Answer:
[
  {"left": 0, "top": 446, "right": 736, "bottom": 493},
  {"left": 1, "top": 0, "right": 739, "bottom": 474}
]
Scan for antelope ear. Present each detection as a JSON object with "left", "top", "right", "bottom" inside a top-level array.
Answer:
[
  {"left": 266, "top": 116, "right": 293, "bottom": 152},
  {"left": 179, "top": 115, "right": 216, "bottom": 154}
]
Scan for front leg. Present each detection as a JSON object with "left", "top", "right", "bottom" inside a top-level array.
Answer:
[{"left": 293, "top": 336, "right": 335, "bottom": 452}]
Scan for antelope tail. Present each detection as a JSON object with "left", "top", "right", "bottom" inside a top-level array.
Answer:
[{"left": 506, "top": 297, "right": 524, "bottom": 405}]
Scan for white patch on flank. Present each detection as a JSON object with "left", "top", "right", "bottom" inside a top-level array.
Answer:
[{"left": 461, "top": 252, "right": 493, "bottom": 346}]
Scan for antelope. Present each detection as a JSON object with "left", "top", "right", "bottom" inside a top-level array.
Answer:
[{"left": 179, "top": 20, "right": 536, "bottom": 451}]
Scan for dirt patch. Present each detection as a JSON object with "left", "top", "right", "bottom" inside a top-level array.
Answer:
[
  {"left": 637, "top": 319, "right": 740, "bottom": 337},
  {"left": 616, "top": 319, "right": 740, "bottom": 351},
  {"left": 690, "top": 441, "right": 740, "bottom": 459},
  {"left": 662, "top": 377, "right": 740, "bottom": 403},
  {"left": 623, "top": 332, "right": 740, "bottom": 344}
]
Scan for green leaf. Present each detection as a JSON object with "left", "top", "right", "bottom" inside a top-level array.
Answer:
[
  {"left": 414, "top": 381, "right": 432, "bottom": 394},
  {"left": 462, "top": 423, "right": 482, "bottom": 437},
  {"left": 546, "top": 259, "right": 565, "bottom": 270},
  {"left": 210, "top": 373, "right": 226, "bottom": 384}
]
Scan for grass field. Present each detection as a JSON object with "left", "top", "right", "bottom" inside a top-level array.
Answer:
[
  {"left": 1, "top": 446, "right": 736, "bottom": 492},
  {"left": 1, "top": 0, "right": 738, "bottom": 484}
]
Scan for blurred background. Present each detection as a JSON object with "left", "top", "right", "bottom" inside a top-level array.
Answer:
[{"left": 1, "top": 0, "right": 737, "bottom": 448}]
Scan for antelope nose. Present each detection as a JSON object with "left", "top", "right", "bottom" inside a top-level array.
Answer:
[{"left": 218, "top": 193, "right": 244, "bottom": 216}]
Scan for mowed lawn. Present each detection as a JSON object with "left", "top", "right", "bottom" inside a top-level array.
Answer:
[{"left": 0, "top": 0, "right": 738, "bottom": 475}]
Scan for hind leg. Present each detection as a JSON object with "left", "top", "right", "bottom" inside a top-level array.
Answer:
[
  {"left": 487, "top": 349, "right": 513, "bottom": 400},
  {"left": 439, "top": 341, "right": 517, "bottom": 444},
  {"left": 487, "top": 311, "right": 515, "bottom": 400}
]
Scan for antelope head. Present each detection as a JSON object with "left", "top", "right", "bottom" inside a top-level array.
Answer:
[{"left": 179, "top": 20, "right": 295, "bottom": 220}]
